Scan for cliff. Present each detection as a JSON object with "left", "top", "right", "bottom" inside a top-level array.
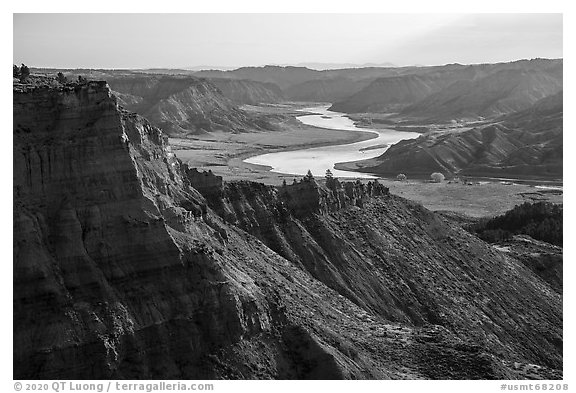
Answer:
[
  {"left": 14, "top": 79, "right": 562, "bottom": 379},
  {"left": 190, "top": 173, "right": 562, "bottom": 377}
]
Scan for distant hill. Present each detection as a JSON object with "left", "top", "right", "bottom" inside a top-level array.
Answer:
[
  {"left": 329, "top": 63, "right": 484, "bottom": 113},
  {"left": 107, "top": 76, "right": 270, "bottom": 136},
  {"left": 329, "top": 75, "right": 437, "bottom": 113},
  {"left": 497, "top": 90, "right": 563, "bottom": 135},
  {"left": 195, "top": 65, "right": 324, "bottom": 90},
  {"left": 32, "top": 60, "right": 563, "bottom": 126},
  {"left": 195, "top": 65, "right": 408, "bottom": 95},
  {"left": 207, "top": 78, "right": 284, "bottom": 105},
  {"left": 337, "top": 91, "right": 563, "bottom": 180},
  {"left": 401, "top": 67, "right": 562, "bottom": 121},
  {"left": 329, "top": 59, "right": 562, "bottom": 121},
  {"left": 284, "top": 77, "right": 373, "bottom": 102},
  {"left": 290, "top": 62, "right": 397, "bottom": 70}
]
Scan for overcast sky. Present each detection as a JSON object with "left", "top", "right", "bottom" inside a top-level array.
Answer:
[{"left": 13, "top": 13, "right": 562, "bottom": 69}]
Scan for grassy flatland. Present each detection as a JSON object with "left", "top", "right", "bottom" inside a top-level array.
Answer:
[
  {"left": 170, "top": 103, "right": 375, "bottom": 184},
  {"left": 380, "top": 179, "right": 562, "bottom": 217}
]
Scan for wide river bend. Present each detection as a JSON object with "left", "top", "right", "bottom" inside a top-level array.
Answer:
[{"left": 244, "top": 105, "right": 420, "bottom": 178}]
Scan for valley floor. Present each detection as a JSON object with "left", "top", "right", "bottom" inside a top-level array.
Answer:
[
  {"left": 170, "top": 104, "right": 562, "bottom": 218},
  {"left": 170, "top": 103, "right": 376, "bottom": 184}
]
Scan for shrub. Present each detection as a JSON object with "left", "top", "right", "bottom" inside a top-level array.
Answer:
[
  {"left": 430, "top": 172, "right": 445, "bottom": 183},
  {"left": 396, "top": 173, "right": 407, "bottom": 181}
]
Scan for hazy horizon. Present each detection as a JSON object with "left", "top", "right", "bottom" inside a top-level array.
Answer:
[{"left": 14, "top": 14, "right": 562, "bottom": 70}]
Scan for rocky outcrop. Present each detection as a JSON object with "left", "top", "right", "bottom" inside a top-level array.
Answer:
[
  {"left": 14, "top": 78, "right": 562, "bottom": 379},
  {"left": 182, "top": 167, "right": 224, "bottom": 201}
]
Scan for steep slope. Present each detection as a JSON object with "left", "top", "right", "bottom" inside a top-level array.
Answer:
[
  {"left": 192, "top": 178, "right": 562, "bottom": 374},
  {"left": 401, "top": 67, "right": 562, "bottom": 121},
  {"left": 328, "top": 59, "right": 562, "bottom": 118},
  {"left": 496, "top": 236, "right": 563, "bottom": 295},
  {"left": 284, "top": 77, "right": 373, "bottom": 102},
  {"left": 329, "top": 75, "right": 438, "bottom": 113},
  {"left": 341, "top": 91, "right": 563, "bottom": 180},
  {"left": 498, "top": 91, "right": 563, "bottom": 135},
  {"left": 207, "top": 78, "right": 284, "bottom": 105},
  {"left": 107, "top": 76, "right": 269, "bottom": 136},
  {"left": 327, "top": 63, "right": 486, "bottom": 114},
  {"left": 14, "top": 79, "right": 562, "bottom": 379}
]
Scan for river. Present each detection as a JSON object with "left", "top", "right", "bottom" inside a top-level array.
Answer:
[{"left": 244, "top": 104, "right": 420, "bottom": 178}]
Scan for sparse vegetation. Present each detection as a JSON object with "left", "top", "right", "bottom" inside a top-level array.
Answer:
[
  {"left": 18, "top": 64, "right": 30, "bottom": 82},
  {"left": 325, "top": 169, "right": 337, "bottom": 189},
  {"left": 57, "top": 72, "right": 67, "bottom": 84},
  {"left": 304, "top": 169, "right": 314, "bottom": 182}
]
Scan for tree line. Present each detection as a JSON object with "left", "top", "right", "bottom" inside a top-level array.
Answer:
[
  {"left": 13, "top": 64, "right": 30, "bottom": 82},
  {"left": 469, "top": 201, "right": 562, "bottom": 246},
  {"left": 13, "top": 64, "right": 88, "bottom": 85}
]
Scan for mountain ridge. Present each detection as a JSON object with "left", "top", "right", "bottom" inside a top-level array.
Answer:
[{"left": 330, "top": 59, "right": 562, "bottom": 119}]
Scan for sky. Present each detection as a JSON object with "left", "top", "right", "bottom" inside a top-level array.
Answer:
[{"left": 13, "top": 13, "right": 562, "bottom": 69}]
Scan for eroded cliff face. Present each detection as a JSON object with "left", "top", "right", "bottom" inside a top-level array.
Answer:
[
  {"left": 193, "top": 172, "right": 562, "bottom": 374},
  {"left": 14, "top": 80, "right": 562, "bottom": 380}
]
